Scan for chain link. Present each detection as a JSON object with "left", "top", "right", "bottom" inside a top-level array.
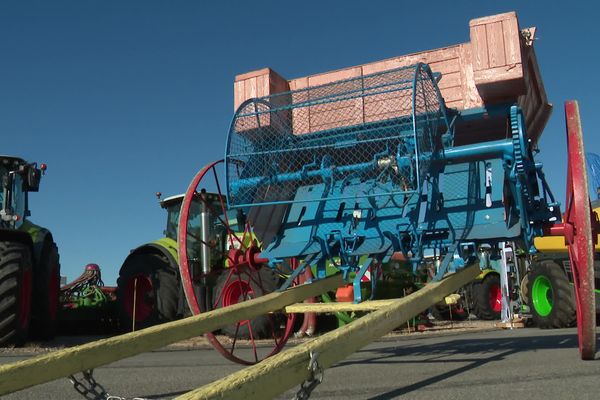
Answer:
[
  {"left": 68, "top": 369, "right": 148, "bottom": 400},
  {"left": 294, "top": 351, "right": 324, "bottom": 400}
]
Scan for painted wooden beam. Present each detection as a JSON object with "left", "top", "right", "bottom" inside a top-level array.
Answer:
[
  {"left": 176, "top": 263, "right": 480, "bottom": 400},
  {"left": 0, "top": 274, "right": 343, "bottom": 396},
  {"left": 284, "top": 299, "right": 401, "bottom": 313}
]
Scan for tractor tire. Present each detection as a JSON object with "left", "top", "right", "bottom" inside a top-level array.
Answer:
[
  {"left": 472, "top": 273, "right": 502, "bottom": 320},
  {"left": 213, "top": 266, "right": 279, "bottom": 339},
  {"left": 0, "top": 241, "right": 33, "bottom": 346},
  {"left": 527, "top": 260, "right": 576, "bottom": 329},
  {"left": 520, "top": 273, "right": 530, "bottom": 308},
  {"left": 116, "top": 252, "right": 179, "bottom": 331},
  {"left": 30, "top": 240, "right": 60, "bottom": 339}
]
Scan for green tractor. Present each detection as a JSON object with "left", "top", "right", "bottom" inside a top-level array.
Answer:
[
  {"left": 525, "top": 200, "right": 600, "bottom": 328},
  {"left": 116, "top": 193, "right": 185, "bottom": 330},
  {"left": 0, "top": 156, "right": 60, "bottom": 346},
  {"left": 116, "top": 191, "right": 282, "bottom": 338}
]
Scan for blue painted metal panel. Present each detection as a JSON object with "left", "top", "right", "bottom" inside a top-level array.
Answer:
[{"left": 223, "top": 62, "right": 561, "bottom": 301}]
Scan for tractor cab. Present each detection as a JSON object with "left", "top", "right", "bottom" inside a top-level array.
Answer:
[
  {"left": 159, "top": 191, "right": 244, "bottom": 275},
  {"left": 0, "top": 156, "right": 44, "bottom": 230},
  {"left": 159, "top": 194, "right": 186, "bottom": 242}
]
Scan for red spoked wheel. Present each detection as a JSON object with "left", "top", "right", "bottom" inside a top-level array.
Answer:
[
  {"left": 178, "top": 159, "right": 296, "bottom": 365},
  {"left": 549, "top": 101, "right": 597, "bottom": 360}
]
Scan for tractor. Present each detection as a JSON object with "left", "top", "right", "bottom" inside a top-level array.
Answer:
[
  {"left": 523, "top": 201, "right": 600, "bottom": 328},
  {"left": 0, "top": 156, "right": 60, "bottom": 346},
  {"left": 116, "top": 193, "right": 186, "bottom": 330},
  {"left": 115, "top": 191, "right": 283, "bottom": 338}
]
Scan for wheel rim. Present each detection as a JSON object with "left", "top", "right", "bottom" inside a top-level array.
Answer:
[
  {"left": 218, "top": 268, "right": 255, "bottom": 329},
  {"left": 19, "top": 267, "right": 32, "bottom": 331},
  {"left": 531, "top": 275, "right": 553, "bottom": 317},
  {"left": 178, "top": 159, "right": 295, "bottom": 365},
  {"left": 488, "top": 282, "right": 502, "bottom": 314},
  {"left": 563, "top": 101, "right": 596, "bottom": 359},
  {"left": 123, "top": 274, "right": 154, "bottom": 322},
  {"left": 221, "top": 272, "right": 254, "bottom": 306}
]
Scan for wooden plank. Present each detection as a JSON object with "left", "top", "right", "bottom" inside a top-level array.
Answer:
[
  {"left": 428, "top": 58, "right": 461, "bottom": 75},
  {"left": 256, "top": 74, "right": 269, "bottom": 98},
  {"left": 307, "top": 66, "right": 362, "bottom": 87},
  {"left": 440, "top": 86, "right": 464, "bottom": 103},
  {"left": 437, "top": 71, "right": 461, "bottom": 90},
  {"left": 285, "top": 299, "right": 401, "bottom": 313},
  {"left": 486, "top": 21, "right": 507, "bottom": 68},
  {"left": 473, "top": 64, "right": 525, "bottom": 99},
  {"left": 0, "top": 274, "right": 344, "bottom": 396},
  {"left": 176, "top": 263, "right": 481, "bottom": 400},
  {"left": 502, "top": 17, "right": 521, "bottom": 65},
  {"left": 470, "top": 24, "right": 489, "bottom": 71},
  {"left": 235, "top": 67, "right": 271, "bottom": 82},
  {"left": 234, "top": 81, "right": 245, "bottom": 111},
  {"left": 458, "top": 43, "right": 481, "bottom": 109},
  {"left": 244, "top": 76, "right": 257, "bottom": 101},
  {"left": 469, "top": 11, "right": 517, "bottom": 27},
  {"left": 362, "top": 46, "right": 460, "bottom": 75}
]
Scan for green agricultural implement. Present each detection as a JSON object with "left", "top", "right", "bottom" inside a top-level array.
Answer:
[
  {"left": 0, "top": 156, "right": 60, "bottom": 346},
  {"left": 59, "top": 263, "right": 117, "bottom": 333}
]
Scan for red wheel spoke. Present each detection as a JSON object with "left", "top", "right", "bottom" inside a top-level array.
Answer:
[
  {"left": 249, "top": 329, "right": 259, "bottom": 364},
  {"left": 212, "top": 165, "right": 245, "bottom": 249},
  {"left": 178, "top": 160, "right": 294, "bottom": 365},
  {"left": 236, "top": 269, "right": 250, "bottom": 302},
  {"left": 228, "top": 323, "right": 240, "bottom": 355}
]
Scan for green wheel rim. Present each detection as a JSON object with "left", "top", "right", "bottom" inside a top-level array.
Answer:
[{"left": 532, "top": 275, "right": 553, "bottom": 317}]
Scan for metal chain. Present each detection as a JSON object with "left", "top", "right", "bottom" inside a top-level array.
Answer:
[
  {"left": 294, "top": 351, "right": 324, "bottom": 400},
  {"left": 68, "top": 369, "right": 148, "bottom": 400},
  {"left": 69, "top": 370, "right": 108, "bottom": 400}
]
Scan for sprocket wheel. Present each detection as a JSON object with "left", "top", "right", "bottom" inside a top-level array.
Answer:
[{"left": 177, "top": 159, "right": 295, "bottom": 365}]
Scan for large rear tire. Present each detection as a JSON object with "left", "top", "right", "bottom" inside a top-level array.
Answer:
[
  {"left": 0, "top": 241, "right": 33, "bottom": 346},
  {"left": 472, "top": 273, "right": 502, "bottom": 320},
  {"left": 116, "top": 252, "right": 179, "bottom": 330},
  {"left": 527, "top": 260, "right": 576, "bottom": 329},
  {"left": 30, "top": 240, "right": 60, "bottom": 339}
]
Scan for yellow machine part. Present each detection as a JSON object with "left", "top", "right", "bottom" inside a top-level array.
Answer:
[{"left": 533, "top": 207, "right": 600, "bottom": 252}]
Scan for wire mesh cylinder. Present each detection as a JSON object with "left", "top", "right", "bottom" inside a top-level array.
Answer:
[{"left": 225, "top": 63, "right": 448, "bottom": 208}]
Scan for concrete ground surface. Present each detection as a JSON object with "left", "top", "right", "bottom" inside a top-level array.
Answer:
[{"left": 1, "top": 326, "right": 599, "bottom": 399}]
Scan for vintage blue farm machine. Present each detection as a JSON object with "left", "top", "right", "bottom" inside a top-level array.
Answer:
[{"left": 177, "top": 63, "right": 597, "bottom": 364}]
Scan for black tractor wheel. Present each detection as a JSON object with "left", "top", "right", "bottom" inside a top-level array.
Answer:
[
  {"left": 30, "top": 240, "right": 60, "bottom": 339},
  {"left": 0, "top": 241, "right": 33, "bottom": 346},
  {"left": 472, "top": 273, "right": 502, "bottom": 320},
  {"left": 116, "top": 252, "right": 179, "bottom": 331},
  {"left": 527, "top": 260, "right": 576, "bottom": 329},
  {"left": 213, "top": 266, "right": 279, "bottom": 339}
]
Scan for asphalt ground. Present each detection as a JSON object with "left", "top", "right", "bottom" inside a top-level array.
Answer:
[{"left": 1, "top": 324, "right": 599, "bottom": 399}]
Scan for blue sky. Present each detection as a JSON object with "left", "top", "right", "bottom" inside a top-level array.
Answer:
[{"left": 1, "top": 1, "right": 597, "bottom": 285}]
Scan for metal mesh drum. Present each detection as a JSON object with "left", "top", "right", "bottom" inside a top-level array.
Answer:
[{"left": 225, "top": 63, "right": 449, "bottom": 208}]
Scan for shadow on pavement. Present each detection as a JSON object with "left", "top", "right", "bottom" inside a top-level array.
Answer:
[{"left": 331, "top": 332, "right": 598, "bottom": 400}]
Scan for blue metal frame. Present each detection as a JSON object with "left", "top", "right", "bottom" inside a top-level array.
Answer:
[{"left": 223, "top": 63, "right": 561, "bottom": 302}]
